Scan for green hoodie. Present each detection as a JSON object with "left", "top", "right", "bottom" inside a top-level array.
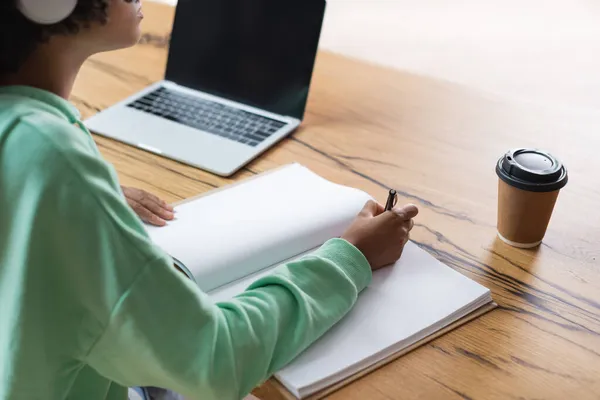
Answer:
[{"left": 0, "top": 86, "right": 371, "bottom": 400}]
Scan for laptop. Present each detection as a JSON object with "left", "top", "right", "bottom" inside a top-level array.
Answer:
[{"left": 85, "top": 0, "right": 327, "bottom": 177}]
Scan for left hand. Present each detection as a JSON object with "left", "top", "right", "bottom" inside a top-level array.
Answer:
[{"left": 122, "top": 186, "right": 175, "bottom": 227}]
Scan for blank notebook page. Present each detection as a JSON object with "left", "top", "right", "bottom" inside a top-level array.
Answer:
[
  {"left": 274, "top": 241, "right": 491, "bottom": 397},
  {"left": 146, "top": 163, "right": 371, "bottom": 292}
]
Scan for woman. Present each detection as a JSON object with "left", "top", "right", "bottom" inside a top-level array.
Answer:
[{"left": 0, "top": 1, "right": 418, "bottom": 399}]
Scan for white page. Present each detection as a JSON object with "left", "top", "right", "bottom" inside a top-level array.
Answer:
[
  {"left": 275, "top": 241, "right": 491, "bottom": 396},
  {"left": 209, "top": 241, "right": 490, "bottom": 397},
  {"left": 145, "top": 164, "right": 371, "bottom": 292}
]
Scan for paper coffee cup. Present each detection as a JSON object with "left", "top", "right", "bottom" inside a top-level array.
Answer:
[{"left": 495, "top": 149, "right": 568, "bottom": 248}]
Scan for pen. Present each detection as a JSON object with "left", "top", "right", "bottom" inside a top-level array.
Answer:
[{"left": 384, "top": 189, "right": 398, "bottom": 212}]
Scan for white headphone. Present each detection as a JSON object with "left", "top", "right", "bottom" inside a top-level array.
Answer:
[{"left": 17, "top": 0, "right": 78, "bottom": 24}]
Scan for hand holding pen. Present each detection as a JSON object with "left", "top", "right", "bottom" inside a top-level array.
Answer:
[{"left": 341, "top": 189, "right": 419, "bottom": 270}]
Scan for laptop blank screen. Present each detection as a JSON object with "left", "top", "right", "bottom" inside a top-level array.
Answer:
[{"left": 165, "top": 0, "right": 327, "bottom": 121}]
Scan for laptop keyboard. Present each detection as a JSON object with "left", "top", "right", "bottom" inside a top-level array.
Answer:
[{"left": 127, "top": 87, "right": 287, "bottom": 147}]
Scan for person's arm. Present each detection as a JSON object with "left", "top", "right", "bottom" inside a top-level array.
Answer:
[
  {"left": 83, "top": 200, "right": 418, "bottom": 400},
  {"left": 85, "top": 238, "right": 371, "bottom": 400},
  {"left": 28, "top": 115, "right": 371, "bottom": 399},
  {"left": 20, "top": 113, "right": 415, "bottom": 400}
]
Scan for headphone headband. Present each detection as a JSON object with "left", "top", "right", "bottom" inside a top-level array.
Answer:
[{"left": 17, "top": 0, "right": 78, "bottom": 24}]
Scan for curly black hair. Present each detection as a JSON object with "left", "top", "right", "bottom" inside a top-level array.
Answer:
[{"left": 0, "top": 0, "right": 114, "bottom": 75}]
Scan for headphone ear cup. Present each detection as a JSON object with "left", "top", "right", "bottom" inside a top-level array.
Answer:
[{"left": 17, "top": 0, "right": 78, "bottom": 24}]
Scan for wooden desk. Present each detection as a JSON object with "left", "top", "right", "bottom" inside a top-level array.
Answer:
[{"left": 72, "top": 3, "right": 600, "bottom": 399}]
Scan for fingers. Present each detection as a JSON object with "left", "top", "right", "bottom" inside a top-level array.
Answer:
[
  {"left": 138, "top": 191, "right": 173, "bottom": 212},
  {"left": 144, "top": 191, "right": 175, "bottom": 212},
  {"left": 138, "top": 195, "right": 175, "bottom": 221},
  {"left": 398, "top": 221, "right": 412, "bottom": 238},
  {"left": 125, "top": 189, "right": 175, "bottom": 222},
  {"left": 398, "top": 218, "right": 415, "bottom": 246},
  {"left": 401, "top": 235, "right": 410, "bottom": 247},
  {"left": 123, "top": 187, "right": 175, "bottom": 212},
  {"left": 399, "top": 219, "right": 414, "bottom": 232},
  {"left": 360, "top": 200, "right": 385, "bottom": 217},
  {"left": 131, "top": 201, "right": 167, "bottom": 227},
  {"left": 392, "top": 204, "right": 419, "bottom": 220},
  {"left": 122, "top": 187, "right": 177, "bottom": 227}
]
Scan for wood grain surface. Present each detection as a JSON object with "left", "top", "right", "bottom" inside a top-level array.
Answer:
[{"left": 71, "top": 3, "right": 600, "bottom": 399}]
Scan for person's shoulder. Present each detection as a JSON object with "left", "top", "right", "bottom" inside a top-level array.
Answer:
[
  {"left": 0, "top": 90, "right": 76, "bottom": 133},
  {"left": 0, "top": 103, "right": 120, "bottom": 198},
  {"left": 6, "top": 105, "right": 89, "bottom": 152},
  {"left": 1, "top": 104, "right": 148, "bottom": 240}
]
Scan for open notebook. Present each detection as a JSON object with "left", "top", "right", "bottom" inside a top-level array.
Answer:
[{"left": 145, "top": 163, "right": 494, "bottom": 399}]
